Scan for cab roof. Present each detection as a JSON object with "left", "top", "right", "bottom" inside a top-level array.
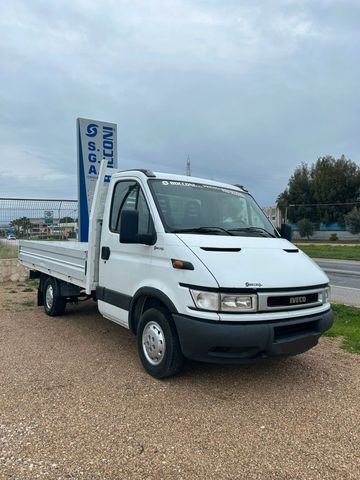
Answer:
[{"left": 112, "top": 169, "right": 247, "bottom": 193}]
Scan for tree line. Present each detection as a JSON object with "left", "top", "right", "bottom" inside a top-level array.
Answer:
[
  {"left": 7, "top": 216, "right": 76, "bottom": 237},
  {"left": 277, "top": 155, "right": 360, "bottom": 235}
]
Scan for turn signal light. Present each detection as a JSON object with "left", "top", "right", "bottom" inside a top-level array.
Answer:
[{"left": 171, "top": 259, "right": 194, "bottom": 270}]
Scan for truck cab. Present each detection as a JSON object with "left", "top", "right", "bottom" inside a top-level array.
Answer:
[{"left": 96, "top": 170, "right": 333, "bottom": 377}]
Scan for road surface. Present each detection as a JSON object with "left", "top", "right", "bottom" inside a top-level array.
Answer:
[{"left": 315, "top": 258, "right": 360, "bottom": 307}]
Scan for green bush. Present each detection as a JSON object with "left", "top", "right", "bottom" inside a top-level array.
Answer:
[
  {"left": 345, "top": 207, "right": 360, "bottom": 235},
  {"left": 297, "top": 218, "right": 314, "bottom": 239}
]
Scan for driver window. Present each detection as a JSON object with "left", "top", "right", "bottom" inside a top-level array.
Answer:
[
  {"left": 110, "top": 181, "right": 137, "bottom": 232},
  {"left": 110, "top": 180, "right": 153, "bottom": 234}
]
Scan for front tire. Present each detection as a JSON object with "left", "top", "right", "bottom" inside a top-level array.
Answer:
[
  {"left": 43, "top": 277, "right": 66, "bottom": 316},
  {"left": 137, "top": 307, "right": 184, "bottom": 379}
]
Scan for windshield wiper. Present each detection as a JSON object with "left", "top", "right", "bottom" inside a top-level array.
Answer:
[
  {"left": 228, "top": 227, "right": 276, "bottom": 238},
  {"left": 171, "top": 227, "right": 234, "bottom": 236}
]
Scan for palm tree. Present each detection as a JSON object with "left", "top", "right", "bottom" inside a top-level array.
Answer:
[{"left": 9, "top": 217, "right": 32, "bottom": 237}]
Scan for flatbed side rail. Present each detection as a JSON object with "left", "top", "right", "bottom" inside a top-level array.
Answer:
[{"left": 19, "top": 240, "right": 87, "bottom": 288}]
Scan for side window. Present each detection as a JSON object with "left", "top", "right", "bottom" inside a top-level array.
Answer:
[
  {"left": 110, "top": 181, "right": 137, "bottom": 232},
  {"left": 110, "top": 181, "right": 153, "bottom": 234},
  {"left": 122, "top": 188, "right": 137, "bottom": 211}
]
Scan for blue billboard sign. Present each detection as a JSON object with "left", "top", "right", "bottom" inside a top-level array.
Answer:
[
  {"left": 44, "top": 211, "right": 54, "bottom": 225},
  {"left": 77, "top": 118, "right": 118, "bottom": 242}
]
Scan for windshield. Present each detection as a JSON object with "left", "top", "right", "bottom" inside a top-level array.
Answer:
[{"left": 149, "top": 180, "right": 278, "bottom": 237}]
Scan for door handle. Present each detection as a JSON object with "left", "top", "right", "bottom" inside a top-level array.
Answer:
[{"left": 101, "top": 246, "right": 111, "bottom": 260}]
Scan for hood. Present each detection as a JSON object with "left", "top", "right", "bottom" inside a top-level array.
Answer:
[{"left": 177, "top": 234, "right": 328, "bottom": 289}]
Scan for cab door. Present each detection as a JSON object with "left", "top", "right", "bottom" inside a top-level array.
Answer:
[{"left": 98, "top": 179, "right": 154, "bottom": 327}]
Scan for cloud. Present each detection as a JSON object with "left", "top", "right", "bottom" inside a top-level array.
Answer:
[
  {"left": 0, "top": 144, "right": 76, "bottom": 198},
  {"left": 0, "top": 0, "right": 359, "bottom": 206}
]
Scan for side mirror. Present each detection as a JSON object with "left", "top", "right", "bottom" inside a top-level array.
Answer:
[
  {"left": 280, "top": 223, "right": 292, "bottom": 241},
  {"left": 120, "top": 210, "right": 139, "bottom": 243},
  {"left": 137, "top": 232, "right": 157, "bottom": 246},
  {"left": 119, "top": 210, "right": 157, "bottom": 245}
]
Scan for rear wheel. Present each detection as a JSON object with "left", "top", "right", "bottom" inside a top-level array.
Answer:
[
  {"left": 137, "top": 307, "right": 184, "bottom": 379},
  {"left": 43, "top": 277, "right": 66, "bottom": 316}
]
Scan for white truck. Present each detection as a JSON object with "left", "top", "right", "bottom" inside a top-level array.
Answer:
[{"left": 19, "top": 166, "right": 333, "bottom": 378}]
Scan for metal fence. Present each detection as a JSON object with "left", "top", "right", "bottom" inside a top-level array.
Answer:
[
  {"left": 0, "top": 198, "right": 78, "bottom": 240},
  {"left": 283, "top": 202, "right": 360, "bottom": 241}
]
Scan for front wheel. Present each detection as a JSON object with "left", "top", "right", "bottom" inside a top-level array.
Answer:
[
  {"left": 43, "top": 277, "right": 66, "bottom": 316},
  {"left": 137, "top": 307, "right": 184, "bottom": 379}
]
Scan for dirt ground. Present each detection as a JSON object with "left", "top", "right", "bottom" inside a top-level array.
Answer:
[{"left": 0, "top": 281, "right": 359, "bottom": 480}]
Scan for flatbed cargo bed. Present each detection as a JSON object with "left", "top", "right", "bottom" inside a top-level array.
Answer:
[{"left": 19, "top": 240, "right": 88, "bottom": 288}]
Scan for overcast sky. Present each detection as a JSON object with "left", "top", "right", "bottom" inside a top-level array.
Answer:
[{"left": 0, "top": 0, "right": 359, "bottom": 205}]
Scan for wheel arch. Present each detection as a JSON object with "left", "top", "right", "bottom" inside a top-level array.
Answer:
[{"left": 129, "top": 287, "right": 178, "bottom": 334}]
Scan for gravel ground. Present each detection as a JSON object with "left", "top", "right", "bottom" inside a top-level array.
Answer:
[{"left": 1, "top": 281, "right": 360, "bottom": 480}]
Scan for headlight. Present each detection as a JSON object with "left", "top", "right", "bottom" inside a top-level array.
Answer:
[
  {"left": 190, "top": 289, "right": 257, "bottom": 312},
  {"left": 190, "top": 290, "right": 219, "bottom": 311},
  {"left": 220, "top": 293, "right": 257, "bottom": 312},
  {"left": 321, "top": 286, "right": 330, "bottom": 304}
]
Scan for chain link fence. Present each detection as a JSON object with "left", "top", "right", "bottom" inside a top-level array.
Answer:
[
  {"left": 284, "top": 202, "right": 360, "bottom": 241},
  {"left": 2, "top": 198, "right": 357, "bottom": 242},
  {"left": 0, "top": 198, "right": 78, "bottom": 240},
  {"left": 1, "top": 198, "right": 358, "bottom": 306}
]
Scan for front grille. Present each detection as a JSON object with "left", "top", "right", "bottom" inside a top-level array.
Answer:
[
  {"left": 257, "top": 288, "right": 324, "bottom": 312},
  {"left": 268, "top": 292, "right": 319, "bottom": 308}
]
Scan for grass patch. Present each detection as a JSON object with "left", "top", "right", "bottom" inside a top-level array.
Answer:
[
  {"left": 0, "top": 244, "right": 18, "bottom": 259},
  {"left": 9, "top": 290, "right": 17, "bottom": 294},
  {"left": 22, "top": 287, "right": 33, "bottom": 292},
  {"left": 298, "top": 244, "right": 360, "bottom": 261},
  {"left": 26, "top": 278, "right": 39, "bottom": 288},
  {"left": 325, "top": 304, "right": 360, "bottom": 354},
  {"left": 296, "top": 239, "right": 360, "bottom": 244},
  {"left": 22, "top": 300, "right": 34, "bottom": 307}
]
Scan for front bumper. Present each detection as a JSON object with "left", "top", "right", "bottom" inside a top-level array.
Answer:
[{"left": 173, "top": 308, "right": 334, "bottom": 363}]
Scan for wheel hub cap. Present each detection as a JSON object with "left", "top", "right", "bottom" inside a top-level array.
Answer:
[
  {"left": 45, "top": 285, "right": 54, "bottom": 309},
  {"left": 142, "top": 321, "right": 166, "bottom": 365}
]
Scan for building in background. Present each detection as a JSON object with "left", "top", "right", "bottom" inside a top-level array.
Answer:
[{"left": 262, "top": 206, "right": 282, "bottom": 228}]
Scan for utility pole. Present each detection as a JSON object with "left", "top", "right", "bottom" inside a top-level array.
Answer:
[{"left": 186, "top": 154, "right": 191, "bottom": 176}]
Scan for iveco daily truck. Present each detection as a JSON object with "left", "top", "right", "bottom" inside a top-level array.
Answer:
[{"left": 19, "top": 165, "right": 333, "bottom": 378}]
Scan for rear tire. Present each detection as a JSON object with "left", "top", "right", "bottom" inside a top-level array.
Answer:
[
  {"left": 43, "top": 277, "right": 66, "bottom": 316},
  {"left": 137, "top": 307, "right": 184, "bottom": 379}
]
